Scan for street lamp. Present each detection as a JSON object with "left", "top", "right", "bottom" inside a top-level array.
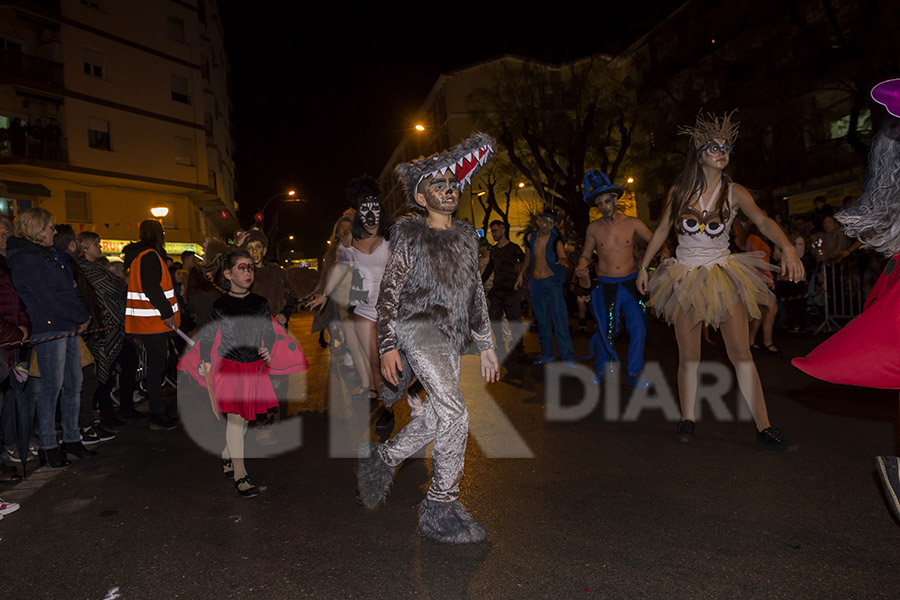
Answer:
[{"left": 627, "top": 177, "right": 635, "bottom": 184}]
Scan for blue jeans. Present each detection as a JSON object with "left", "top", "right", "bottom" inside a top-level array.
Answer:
[
  {"left": 529, "top": 277, "right": 574, "bottom": 361},
  {"left": 34, "top": 331, "right": 83, "bottom": 449}
]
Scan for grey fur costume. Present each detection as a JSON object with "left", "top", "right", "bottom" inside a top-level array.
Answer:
[{"left": 360, "top": 214, "right": 493, "bottom": 542}]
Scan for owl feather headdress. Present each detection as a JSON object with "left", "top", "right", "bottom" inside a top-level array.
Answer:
[
  {"left": 678, "top": 110, "right": 740, "bottom": 149},
  {"left": 395, "top": 132, "right": 495, "bottom": 208}
]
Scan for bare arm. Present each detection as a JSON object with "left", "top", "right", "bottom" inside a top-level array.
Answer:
[
  {"left": 515, "top": 240, "right": 531, "bottom": 290},
  {"left": 633, "top": 217, "right": 653, "bottom": 244},
  {"left": 556, "top": 240, "right": 570, "bottom": 269},
  {"left": 732, "top": 184, "right": 804, "bottom": 282},
  {"left": 575, "top": 225, "right": 596, "bottom": 276},
  {"left": 636, "top": 194, "right": 674, "bottom": 294}
]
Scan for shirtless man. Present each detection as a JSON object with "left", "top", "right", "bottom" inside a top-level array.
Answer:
[
  {"left": 516, "top": 209, "right": 574, "bottom": 365},
  {"left": 574, "top": 170, "right": 652, "bottom": 386}
]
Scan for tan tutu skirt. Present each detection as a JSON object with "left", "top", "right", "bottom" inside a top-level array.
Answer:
[{"left": 648, "top": 251, "right": 776, "bottom": 328}]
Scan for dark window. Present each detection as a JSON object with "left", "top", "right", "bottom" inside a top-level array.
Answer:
[
  {"left": 171, "top": 74, "right": 190, "bottom": 104},
  {"left": 65, "top": 190, "right": 91, "bottom": 222},
  {"left": 87, "top": 118, "right": 110, "bottom": 150},
  {"left": 167, "top": 15, "right": 185, "bottom": 43}
]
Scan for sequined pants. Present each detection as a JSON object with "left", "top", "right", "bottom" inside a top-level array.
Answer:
[
  {"left": 377, "top": 348, "right": 468, "bottom": 502},
  {"left": 591, "top": 273, "right": 647, "bottom": 377}
]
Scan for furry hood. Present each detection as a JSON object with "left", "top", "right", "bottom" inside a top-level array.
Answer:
[{"left": 394, "top": 132, "right": 495, "bottom": 208}]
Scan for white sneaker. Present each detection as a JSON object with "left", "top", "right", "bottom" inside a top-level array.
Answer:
[{"left": 0, "top": 498, "right": 20, "bottom": 516}]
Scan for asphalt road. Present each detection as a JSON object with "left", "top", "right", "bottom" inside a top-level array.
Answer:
[{"left": 2, "top": 314, "right": 899, "bottom": 599}]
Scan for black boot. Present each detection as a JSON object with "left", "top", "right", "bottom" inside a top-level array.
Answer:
[
  {"left": 38, "top": 446, "right": 71, "bottom": 468},
  {"left": 60, "top": 441, "right": 97, "bottom": 459}
]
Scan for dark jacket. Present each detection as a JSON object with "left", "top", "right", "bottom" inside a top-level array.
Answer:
[
  {"left": 6, "top": 236, "right": 89, "bottom": 334},
  {"left": 0, "top": 254, "right": 31, "bottom": 362}
]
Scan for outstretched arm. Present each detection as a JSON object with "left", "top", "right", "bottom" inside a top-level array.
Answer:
[{"left": 733, "top": 184, "right": 804, "bottom": 282}]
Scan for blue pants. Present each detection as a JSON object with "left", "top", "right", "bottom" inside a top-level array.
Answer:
[
  {"left": 529, "top": 277, "right": 574, "bottom": 361},
  {"left": 590, "top": 274, "right": 647, "bottom": 377},
  {"left": 34, "top": 331, "right": 83, "bottom": 449}
]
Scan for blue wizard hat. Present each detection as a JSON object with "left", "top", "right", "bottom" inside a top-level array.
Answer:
[{"left": 583, "top": 170, "right": 624, "bottom": 203}]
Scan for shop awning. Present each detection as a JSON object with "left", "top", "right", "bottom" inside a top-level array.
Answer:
[{"left": 0, "top": 180, "right": 51, "bottom": 197}]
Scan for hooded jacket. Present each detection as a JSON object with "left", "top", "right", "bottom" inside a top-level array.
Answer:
[{"left": 5, "top": 235, "right": 89, "bottom": 334}]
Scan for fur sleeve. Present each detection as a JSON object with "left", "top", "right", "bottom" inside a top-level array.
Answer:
[
  {"left": 469, "top": 247, "right": 494, "bottom": 352},
  {"left": 376, "top": 230, "right": 411, "bottom": 356}
]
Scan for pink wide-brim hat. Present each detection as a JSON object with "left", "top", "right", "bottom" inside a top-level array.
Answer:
[{"left": 872, "top": 79, "right": 900, "bottom": 118}]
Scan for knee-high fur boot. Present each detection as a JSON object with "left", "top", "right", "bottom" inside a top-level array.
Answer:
[
  {"left": 356, "top": 442, "right": 396, "bottom": 509},
  {"left": 418, "top": 499, "right": 487, "bottom": 543}
]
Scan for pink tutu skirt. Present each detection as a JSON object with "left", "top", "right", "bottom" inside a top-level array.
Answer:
[{"left": 213, "top": 358, "right": 278, "bottom": 420}]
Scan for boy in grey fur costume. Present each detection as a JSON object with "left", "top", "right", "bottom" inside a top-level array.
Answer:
[{"left": 356, "top": 132, "right": 500, "bottom": 543}]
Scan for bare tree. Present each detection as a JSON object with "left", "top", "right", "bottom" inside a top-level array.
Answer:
[{"left": 469, "top": 57, "right": 637, "bottom": 234}]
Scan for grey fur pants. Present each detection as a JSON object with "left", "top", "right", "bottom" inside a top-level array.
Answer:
[{"left": 377, "top": 348, "right": 468, "bottom": 502}]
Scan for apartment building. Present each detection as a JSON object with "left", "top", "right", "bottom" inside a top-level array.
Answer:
[{"left": 0, "top": 0, "right": 237, "bottom": 255}]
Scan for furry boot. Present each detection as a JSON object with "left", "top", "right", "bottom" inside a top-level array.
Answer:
[
  {"left": 356, "top": 442, "right": 395, "bottom": 509},
  {"left": 418, "top": 499, "right": 487, "bottom": 543}
]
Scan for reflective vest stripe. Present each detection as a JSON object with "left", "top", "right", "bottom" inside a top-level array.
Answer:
[
  {"left": 127, "top": 290, "right": 175, "bottom": 301},
  {"left": 125, "top": 248, "right": 181, "bottom": 334},
  {"left": 125, "top": 303, "right": 180, "bottom": 318}
]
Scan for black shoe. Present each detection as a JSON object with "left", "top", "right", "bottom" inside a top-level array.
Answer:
[
  {"left": 83, "top": 424, "right": 116, "bottom": 443},
  {"left": 0, "top": 464, "right": 21, "bottom": 483},
  {"left": 234, "top": 475, "right": 258, "bottom": 498},
  {"left": 222, "top": 458, "right": 234, "bottom": 478},
  {"left": 756, "top": 427, "right": 798, "bottom": 452},
  {"left": 675, "top": 420, "right": 695, "bottom": 443},
  {"left": 375, "top": 410, "right": 395, "bottom": 432},
  {"left": 80, "top": 426, "right": 100, "bottom": 446},
  {"left": 61, "top": 441, "right": 97, "bottom": 459},
  {"left": 149, "top": 414, "right": 180, "bottom": 431},
  {"left": 38, "top": 446, "right": 70, "bottom": 468}
]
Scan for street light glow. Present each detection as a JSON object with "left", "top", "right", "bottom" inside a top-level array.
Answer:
[
  {"left": 150, "top": 206, "right": 169, "bottom": 218},
  {"left": 288, "top": 190, "right": 296, "bottom": 196},
  {"left": 518, "top": 182, "right": 525, "bottom": 188},
  {"left": 289, "top": 235, "right": 294, "bottom": 240},
  {"left": 627, "top": 177, "right": 634, "bottom": 184},
  {"left": 415, "top": 124, "right": 425, "bottom": 131}
]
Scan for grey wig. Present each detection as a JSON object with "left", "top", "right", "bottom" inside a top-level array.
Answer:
[
  {"left": 395, "top": 132, "right": 495, "bottom": 208},
  {"left": 838, "top": 117, "right": 900, "bottom": 258}
]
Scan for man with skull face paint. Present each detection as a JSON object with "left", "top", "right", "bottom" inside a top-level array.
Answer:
[
  {"left": 575, "top": 171, "right": 652, "bottom": 385},
  {"left": 356, "top": 133, "right": 499, "bottom": 543}
]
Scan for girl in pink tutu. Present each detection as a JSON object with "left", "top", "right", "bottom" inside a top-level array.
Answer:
[{"left": 199, "top": 251, "right": 276, "bottom": 498}]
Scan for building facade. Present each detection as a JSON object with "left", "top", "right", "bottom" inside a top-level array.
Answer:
[{"left": 0, "top": 0, "right": 237, "bottom": 255}]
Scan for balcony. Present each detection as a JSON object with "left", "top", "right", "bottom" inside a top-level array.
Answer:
[
  {"left": 0, "top": 118, "right": 68, "bottom": 164},
  {"left": 0, "top": 49, "right": 63, "bottom": 89}
]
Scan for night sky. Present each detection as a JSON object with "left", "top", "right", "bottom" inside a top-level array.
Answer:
[{"left": 220, "top": 4, "right": 684, "bottom": 257}]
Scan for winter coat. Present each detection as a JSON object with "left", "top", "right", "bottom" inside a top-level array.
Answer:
[
  {"left": 5, "top": 236, "right": 89, "bottom": 334},
  {"left": 0, "top": 254, "right": 31, "bottom": 365}
]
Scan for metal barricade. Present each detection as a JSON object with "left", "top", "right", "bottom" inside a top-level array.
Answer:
[{"left": 815, "top": 260, "right": 864, "bottom": 333}]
